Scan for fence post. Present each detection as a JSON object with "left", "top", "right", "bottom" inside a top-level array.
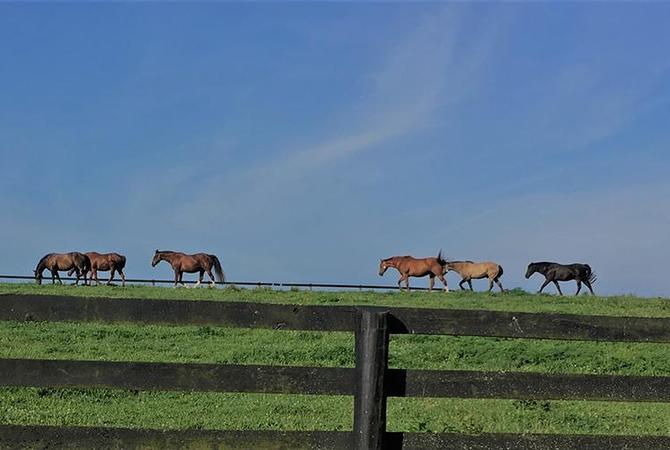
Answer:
[{"left": 353, "top": 309, "right": 389, "bottom": 450}]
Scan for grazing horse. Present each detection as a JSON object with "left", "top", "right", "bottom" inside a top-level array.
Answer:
[
  {"left": 525, "top": 262, "right": 596, "bottom": 296},
  {"left": 445, "top": 260, "right": 504, "bottom": 292},
  {"left": 34, "top": 252, "right": 90, "bottom": 286},
  {"left": 151, "top": 250, "right": 225, "bottom": 287},
  {"left": 379, "top": 251, "right": 448, "bottom": 292},
  {"left": 70, "top": 252, "right": 127, "bottom": 287}
]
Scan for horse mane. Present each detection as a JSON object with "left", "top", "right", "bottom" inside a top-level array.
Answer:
[{"left": 35, "top": 253, "right": 54, "bottom": 272}]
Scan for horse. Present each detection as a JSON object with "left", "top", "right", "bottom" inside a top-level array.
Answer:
[
  {"left": 379, "top": 251, "right": 448, "bottom": 292},
  {"left": 151, "top": 250, "right": 225, "bottom": 287},
  {"left": 70, "top": 252, "right": 126, "bottom": 287},
  {"left": 34, "top": 252, "right": 90, "bottom": 286},
  {"left": 445, "top": 260, "right": 504, "bottom": 292},
  {"left": 525, "top": 262, "right": 596, "bottom": 296}
]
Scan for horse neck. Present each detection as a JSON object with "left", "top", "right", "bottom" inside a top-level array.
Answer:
[
  {"left": 530, "top": 263, "right": 550, "bottom": 274},
  {"left": 158, "top": 252, "right": 178, "bottom": 264},
  {"left": 384, "top": 257, "right": 400, "bottom": 268}
]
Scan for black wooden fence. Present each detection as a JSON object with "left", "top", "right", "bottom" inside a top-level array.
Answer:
[{"left": 1, "top": 293, "right": 670, "bottom": 449}]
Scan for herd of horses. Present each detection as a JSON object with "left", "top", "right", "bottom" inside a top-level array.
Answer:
[
  {"left": 33, "top": 250, "right": 596, "bottom": 296},
  {"left": 34, "top": 250, "right": 224, "bottom": 288},
  {"left": 378, "top": 251, "right": 596, "bottom": 295}
]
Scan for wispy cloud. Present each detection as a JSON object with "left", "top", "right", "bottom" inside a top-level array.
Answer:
[{"left": 130, "top": 7, "right": 506, "bottom": 228}]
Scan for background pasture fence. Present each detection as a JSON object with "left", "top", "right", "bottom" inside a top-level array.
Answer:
[
  {"left": 0, "top": 294, "right": 670, "bottom": 449},
  {"left": 0, "top": 274, "right": 435, "bottom": 291}
]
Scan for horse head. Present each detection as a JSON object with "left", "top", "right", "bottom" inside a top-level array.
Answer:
[
  {"left": 151, "top": 250, "right": 161, "bottom": 267},
  {"left": 379, "top": 259, "right": 390, "bottom": 276},
  {"left": 525, "top": 263, "right": 537, "bottom": 279}
]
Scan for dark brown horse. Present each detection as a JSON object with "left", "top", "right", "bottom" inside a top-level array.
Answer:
[
  {"left": 525, "top": 262, "right": 596, "bottom": 296},
  {"left": 151, "top": 250, "right": 225, "bottom": 287},
  {"left": 379, "top": 251, "right": 448, "bottom": 292},
  {"left": 34, "top": 252, "right": 90, "bottom": 285},
  {"left": 71, "top": 252, "right": 126, "bottom": 287}
]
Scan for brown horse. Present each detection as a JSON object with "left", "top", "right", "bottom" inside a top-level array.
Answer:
[
  {"left": 445, "top": 260, "right": 504, "bottom": 292},
  {"left": 34, "top": 252, "right": 90, "bottom": 285},
  {"left": 70, "top": 252, "right": 127, "bottom": 287},
  {"left": 151, "top": 250, "right": 225, "bottom": 287},
  {"left": 379, "top": 251, "right": 448, "bottom": 292}
]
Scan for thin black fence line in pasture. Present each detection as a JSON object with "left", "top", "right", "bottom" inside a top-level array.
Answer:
[
  {"left": 0, "top": 274, "right": 435, "bottom": 291},
  {"left": 1, "top": 295, "right": 670, "bottom": 449}
]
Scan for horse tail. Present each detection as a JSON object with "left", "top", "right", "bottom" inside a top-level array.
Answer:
[
  {"left": 81, "top": 253, "right": 91, "bottom": 272},
  {"left": 211, "top": 255, "right": 225, "bottom": 283},
  {"left": 117, "top": 254, "right": 127, "bottom": 270},
  {"left": 436, "top": 250, "right": 447, "bottom": 267},
  {"left": 588, "top": 271, "right": 597, "bottom": 285},
  {"left": 496, "top": 264, "right": 504, "bottom": 279}
]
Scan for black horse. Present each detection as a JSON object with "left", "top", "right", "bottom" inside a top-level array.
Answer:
[{"left": 525, "top": 262, "right": 596, "bottom": 296}]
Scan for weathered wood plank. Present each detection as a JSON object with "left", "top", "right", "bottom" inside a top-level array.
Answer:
[
  {"left": 391, "top": 432, "right": 670, "bottom": 450},
  {"left": 2, "top": 426, "right": 670, "bottom": 450},
  {"left": 0, "top": 294, "right": 355, "bottom": 331},
  {"left": 0, "top": 425, "right": 350, "bottom": 450},
  {"left": 0, "top": 359, "right": 354, "bottom": 395},
  {"left": 387, "top": 369, "right": 670, "bottom": 402},
  {"left": 2, "top": 294, "right": 670, "bottom": 342},
  {"left": 384, "top": 306, "right": 670, "bottom": 342},
  {"left": 2, "top": 359, "right": 670, "bottom": 403}
]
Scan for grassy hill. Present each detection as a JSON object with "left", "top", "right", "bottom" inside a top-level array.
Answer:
[{"left": 1, "top": 283, "right": 669, "bottom": 436}]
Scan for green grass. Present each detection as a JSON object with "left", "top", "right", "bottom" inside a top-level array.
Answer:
[
  {"left": 1, "top": 283, "right": 669, "bottom": 436},
  {"left": 2, "top": 388, "right": 670, "bottom": 435},
  {"left": 2, "top": 282, "right": 670, "bottom": 317},
  {"left": 1, "top": 321, "right": 669, "bottom": 376}
]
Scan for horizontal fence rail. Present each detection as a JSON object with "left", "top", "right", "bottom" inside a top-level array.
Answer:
[
  {"left": 2, "top": 425, "right": 670, "bottom": 450},
  {"left": 2, "top": 358, "right": 670, "bottom": 403},
  {"left": 2, "top": 294, "right": 670, "bottom": 342},
  {"left": 0, "top": 274, "right": 434, "bottom": 291}
]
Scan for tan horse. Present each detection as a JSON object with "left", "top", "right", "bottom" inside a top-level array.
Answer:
[
  {"left": 151, "top": 250, "right": 225, "bottom": 287},
  {"left": 379, "top": 251, "right": 448, "bottom": 292},
  {"left": 34, "top": 252, "right": 90, "bottom": 285},
  {"left": 71, "top": 252, "right": 127, "bottom": 287},
  {"left": 445, "top": 260, "right": 504, "bottom": 292}
]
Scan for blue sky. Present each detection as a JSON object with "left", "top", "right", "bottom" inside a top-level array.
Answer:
[{"left": 1, "top": 3, "right": 669, "bottom": 296}]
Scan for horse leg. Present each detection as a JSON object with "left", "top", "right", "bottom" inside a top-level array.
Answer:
[
  {"left": 487, "top": 278, "right": 494, "bottom": 293},
  {"left": 495, "top": 278, "right": 505, "bottom": 293},
  {"left": 108, "top": 269, "right": 116, "bottom": 286},
  {"left": 206, "top": 269, "right": 216, "bottom": 287},
  {"left": 72, "top": 269, "right": 80, "bottom": 286},
  {"left": 428, "top": 274, "right": 435, "bottom": 292},
  {"left": 52, "top": 270, "right": 59, "bottom": 285},
  {"left": 575, "top": 280, "right": 582, "bottom": 296},
  {"left": 468, "top": 280, "right": 474, "bottom": 291},
  {"left": 438, "top": 273, "right": 449, "bottom": 292},
  {"left": 584, "top": 280, "right": 595, "bottom": 295},
  {"left": 173, "top": 270, "right": 179, "bottom": 288},
  {"left": 405, "top": 275, "right": 411, "bottom": 292},
  {"left": 120, "top": 269, "right": 126, "bottom": 287},
  {"left": 538, "top": 279, "right": 551, "bottom": 293},
  {"left": 553, "top": 281, "right": 564, "bottom": 296},
  {"left": 179, "top": 271, "right": 186, "bottom": 287},
  {"left": 195, "top": 271, "right": 204, "bottom": 288},
  {"left": 459, "top": 279, "right": 467, "bottom": 291}
]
